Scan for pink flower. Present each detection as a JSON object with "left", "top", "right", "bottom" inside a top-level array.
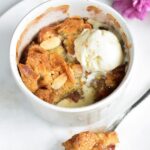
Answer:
[{"left": 112, "top": 0, "right": 150, "bottom": 20}]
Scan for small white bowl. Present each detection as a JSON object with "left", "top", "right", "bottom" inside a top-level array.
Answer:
[{"left": 10, "top": 0, "right": 134, "bottom": 127}]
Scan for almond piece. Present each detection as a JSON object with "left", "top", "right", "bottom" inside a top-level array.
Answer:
[
  {"left": 51, "top": 73, "right": 67, "bottom": 90},
  {"left": 40, "top": 37, "right": 61, "bottom": 50},
  {"left": 63, "top": 64, "right": 75, "bottom": 83}
]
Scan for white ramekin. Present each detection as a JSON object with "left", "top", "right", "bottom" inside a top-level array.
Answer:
[{"left": 10, "top": 0, "right": 134, "bottom": 127}]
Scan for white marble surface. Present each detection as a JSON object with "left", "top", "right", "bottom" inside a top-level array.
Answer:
[
  {"left": 116, "top": 95, "right": 150, "bottom": 150},
  {"left": 0, "top": 0, "right": 21, "bottom": 16},
  {"left": 0, "top": 0, "right": 150, "bottom": 150}
]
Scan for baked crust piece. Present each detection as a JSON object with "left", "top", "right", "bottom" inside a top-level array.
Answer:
[
  {"left": 19, "top": 43, "right": 83, "bottom": 103},
  {"left": 57, "top": 18, "right": 92, "bottom": 54},
  {"left": 63, "top": 131, "right": 119, "bottom": 150},
  {"left": 18, "top": 64, "right": 40, "bottom": 92}
]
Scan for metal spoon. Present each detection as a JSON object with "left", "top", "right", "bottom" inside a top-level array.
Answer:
[{"left": 110, "top": 88, "right": 150, "bottom": 131}]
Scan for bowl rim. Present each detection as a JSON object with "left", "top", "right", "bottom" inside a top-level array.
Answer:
[{"left": 10, "top": 0, "right": 134, "bottom": 113}]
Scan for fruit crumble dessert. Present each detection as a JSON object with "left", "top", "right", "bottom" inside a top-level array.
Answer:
[{"left": 18, "top": 17, "right": 127, "bottom": 107}]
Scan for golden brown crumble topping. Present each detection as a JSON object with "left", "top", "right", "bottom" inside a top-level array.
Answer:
[
  {"left": 18, "top": 17, "right": 126, "bottom": 105},
  {"left": 63, "top": 131, "right": 119, "bottom": 150}
]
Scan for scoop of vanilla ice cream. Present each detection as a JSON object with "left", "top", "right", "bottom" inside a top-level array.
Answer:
[{"left": 74, "top": 29, "right": 123, "bottom": 74}]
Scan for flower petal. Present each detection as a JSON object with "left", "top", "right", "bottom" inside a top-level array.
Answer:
[{"left": 112, "top": 0, "right": 150, "bottom": 20}]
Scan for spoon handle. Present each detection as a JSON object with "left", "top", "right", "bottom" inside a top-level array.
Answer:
[
  {"left": 110, "top": 88, "right": 150, "bottom": 131},
  {"left": 128, "top": 88, "right": 150, "bottom": 111}
]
